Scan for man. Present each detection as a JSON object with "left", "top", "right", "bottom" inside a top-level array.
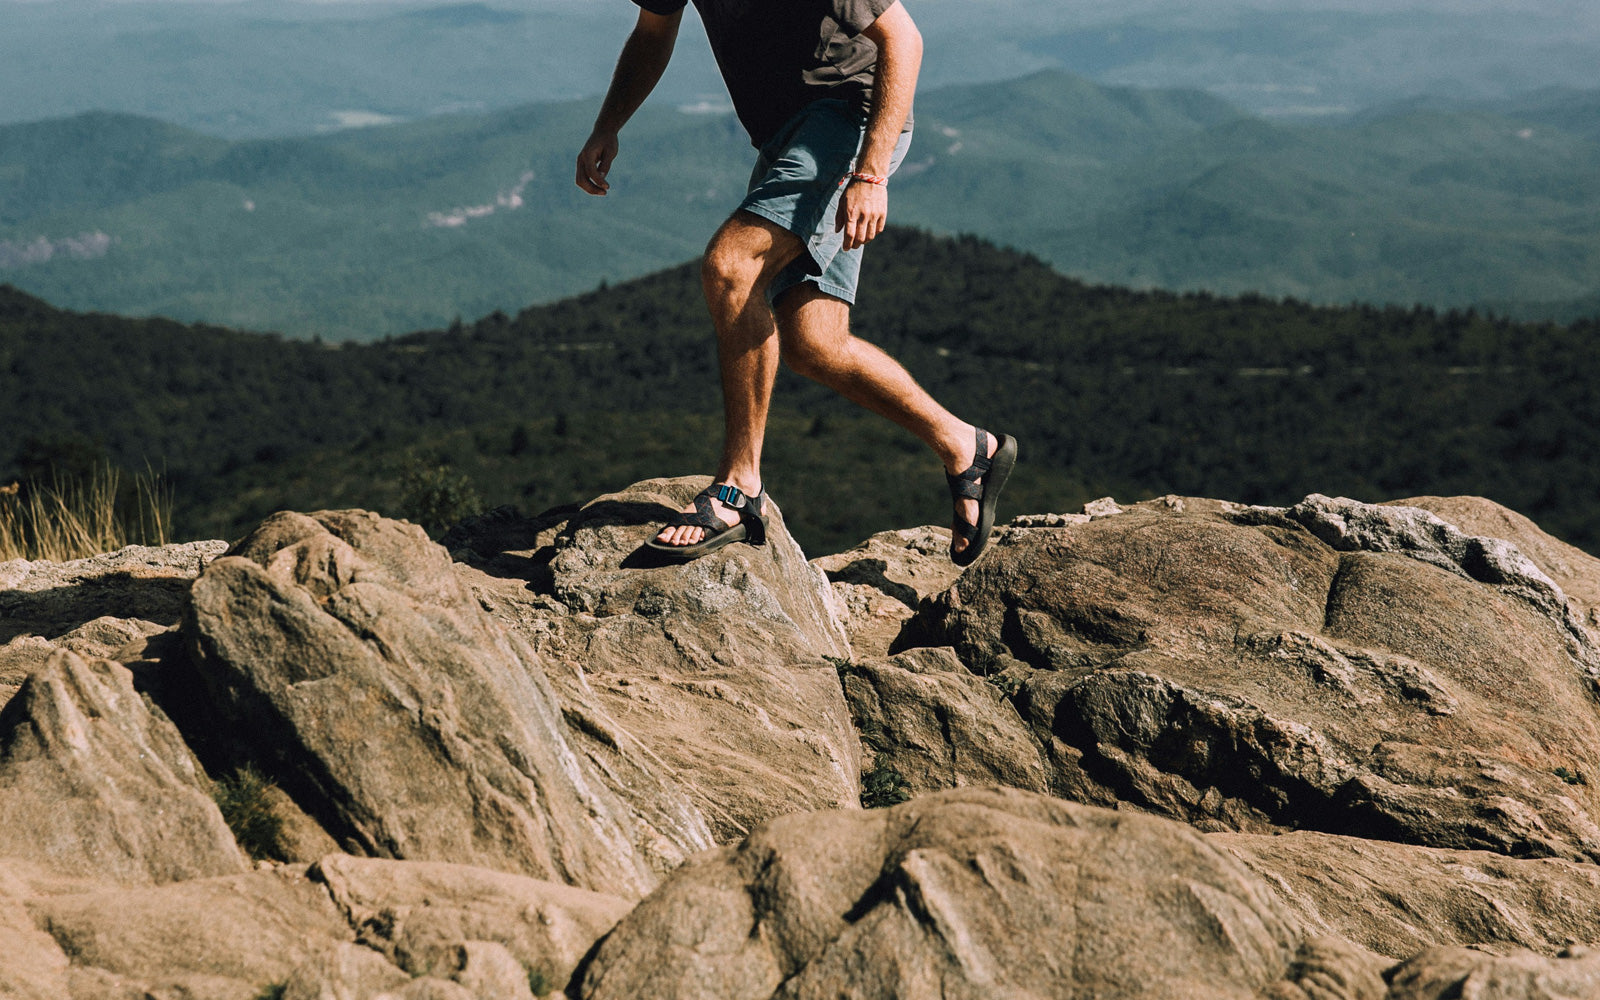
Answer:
[{"left": 576, "top": 0, "right": 1015, "bottom": 565}]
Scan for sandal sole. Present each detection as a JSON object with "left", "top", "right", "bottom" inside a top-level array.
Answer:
[{"left": 952, "top": 433, "right": 1017, "bottom": 567}]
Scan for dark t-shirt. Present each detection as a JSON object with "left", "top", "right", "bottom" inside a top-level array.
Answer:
[{"left": 631, "top": 0, "right": 899, "bottom": 147}]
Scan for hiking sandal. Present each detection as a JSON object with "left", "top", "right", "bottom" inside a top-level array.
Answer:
[
  {"left": 644, "top": 482, "right": 768, "bottom": 560},
  {"left": 948, "top": 427, "right": 1017, "bottom": 566}
]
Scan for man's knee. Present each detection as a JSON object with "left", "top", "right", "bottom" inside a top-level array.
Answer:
[
  {"left": 777, "top": 286, "right": 852, "bottom": 380},
  {"left": 702, "top": 213, "right": 804, "bottom": 300},
  {"left": 701, "top": 233, "right": 763, "bottom": 300}
]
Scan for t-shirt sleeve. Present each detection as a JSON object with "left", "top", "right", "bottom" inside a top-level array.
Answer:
[
  {"left": 832, "top": 0, "right": 896, "bottom": 34},
  {"left": 632, "top": 0, "right": 687, "bottom": 14}
]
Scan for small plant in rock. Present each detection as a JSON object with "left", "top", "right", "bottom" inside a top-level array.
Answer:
[
  {"left": 860, "top": 760, "right": 912, "bottom": 809},
  {"left": 398, "top": 454, "right": 483, "bottom": 535},
  {"left": 987, "top": 672, "right": 1025, "bottom": 698},
  {"left": 213, "top": 765, "right": 286, "bottom": 862},
  {"left": 1554, "top": 766, "right": 1586, "bottom": 786},
  {"left": 527, "top": 965, "right": 552, "bottom": 996},
  {"left": 251, "top": 983, "right": 287, "bottom": 1000}
]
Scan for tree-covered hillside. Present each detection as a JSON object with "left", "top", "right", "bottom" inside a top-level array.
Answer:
[
  {"left": 3, "top": 73, "right": 1598, "bottom": 340},
  {"left": 3, "top": 229, "right": 1596, "bottom": 557}
]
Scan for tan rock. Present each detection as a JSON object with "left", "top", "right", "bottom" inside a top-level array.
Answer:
[
  {"left": 1217, "top": 830, "right": 1600, "bottom": 960},
  {"left": 281, "top": 942, "right": 410, "bottom": 1000},
  {"left": 914, "top": 495, "right": 1600, "bottom": 860},
  {"left": 837, "top": 646, "right": 1049, "bottom": 797},
  {"left": 186, "top": 509, "right": 671, "bottom": 896},
  {"left": 27, "top": 865, "right": 352, "bottom": 998},
  {"left": 0, "top": 649, "right": 245, "bottom": 884},
  {"left": 314, "top": 853, "right": 632, "bottom": 991},
  {"left": 1391, "top": 496, "right": 1600, "bottom": 614},
  {"left": 577, "top": 786, "right": 1385, "bottom": 1000},
  {"left": 0, "top": 863, "right": 72, "bottom": 1000},
  {"left": 0, "top": 541, "right": 226, "bottom": 645},
  {"left": 810, "top": 526, "right": 961, "bottom": 657},
  {"left": 1385, "top": 945, "right": 1600, "bottom": 1000},
  {"left": 456, "top": 479, "right": 861, "bottom": 843}
]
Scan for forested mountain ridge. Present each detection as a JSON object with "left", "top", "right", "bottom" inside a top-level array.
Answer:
[
  {"left": 4, "top": 229, "right": 1596, "bottom": 557},
  {"left": 3, "top": 72, "right": 1598, "bottom": 340}
]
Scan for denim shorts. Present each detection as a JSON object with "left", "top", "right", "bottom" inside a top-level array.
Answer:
[{"left": 737, "top": 99, "right": 914, "bottom": 306}]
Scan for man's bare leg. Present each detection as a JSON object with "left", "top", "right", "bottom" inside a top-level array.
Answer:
[
  {"left": 655, "top": 211, "right": 805, "bottom": 548},
  {"left": 774, "top": 284, "right": 999, "bottom": 558}
]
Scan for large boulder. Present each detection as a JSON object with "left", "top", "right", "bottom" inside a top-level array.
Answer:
[
  {"left": 452, "top": 479, "right": 861, "bottom": 843},
  {"left": 25, "top": 864, "right": 355, "bottom": 1000},
  {"left": 911, "top": 494, "right": 1600, "bottom": 861},
  {"left": 1217, "top": 830, "right": 1600, "bottom": 960},
  {"left": 0, "top": 649, "right": 245, "bottom": 885},
  {"left": 313, "top": 852, "right": 633, "bottom": 992},
  {"left": 184, "top": 509, "right": 676, "bottom": 897},
  {"left": 576, "top": 786, "right": 1388, "bottom": 1000}
]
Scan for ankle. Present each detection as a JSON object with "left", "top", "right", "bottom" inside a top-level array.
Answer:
[
  {"left": 714, "top": 470, "right": 763, "bottom": 498},
  {"left": 937, "top": 422, "right": 978, "bottom": 474}
]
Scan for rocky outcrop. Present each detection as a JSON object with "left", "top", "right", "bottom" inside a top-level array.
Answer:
[
  {"left": 0, "top": 541, "right": 226, "bottom": 645},
  {"left": 577, "top": 786, "right": 1389, "bottom": 1000},
  {"left": 0, "top": 649, "right": 245, "bottom": 885},
  {"left": 912, "top": 494, "right": 1600, "bottom": 861},
  {"left": 184, "top": 509, "right": 671, "bottom": 897},
  {"left": 4, "top": 485, "right": 1600, "bottom": 998},
  {"left": 25, "top": 864, "right": 353, "bottom": 999},
  {"left": 452, "top": 480, "right": 860, "bottom": 843}
]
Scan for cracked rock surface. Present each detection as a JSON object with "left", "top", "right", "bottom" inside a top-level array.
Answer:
[
  {"left": 577, "top": 786, "right": 1388, "bottom": 1000},
  {"left": 911, "top": 494, "right": 1600, "bottom": 860}
]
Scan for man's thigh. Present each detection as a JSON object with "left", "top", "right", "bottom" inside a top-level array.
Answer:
[{"left": 705, "top": 210, "right": 809, "bottom": 288}]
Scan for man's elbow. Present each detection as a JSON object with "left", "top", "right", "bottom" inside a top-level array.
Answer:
[{"left": 867, "top": 3, "right": 921, "bottom": 56}]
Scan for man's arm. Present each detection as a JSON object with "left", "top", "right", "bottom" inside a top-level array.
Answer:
[
  {"left": 839, "top": 0, "right": 922, "bottom": 250},
  {"left": 576, "top": 8, "right": 684, "bottom": 196}
]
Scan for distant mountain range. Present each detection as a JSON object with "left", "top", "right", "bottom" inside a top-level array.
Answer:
[
  {"left": 3, "top": 0, "right": 1596, "bottom": 135},
  {"left": 2, "top": 71, "right": 1598, "bottom": 339}
]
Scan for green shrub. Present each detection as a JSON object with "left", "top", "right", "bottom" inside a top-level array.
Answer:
[
  {"left": 398, "top": 455, "right": 482, "bottom": 534},
  {"left": 213, "top": 765, "right": 286, "bottom": 862},
  {"left": 860, "top": 761, "right": 912, "bottom": 809}
]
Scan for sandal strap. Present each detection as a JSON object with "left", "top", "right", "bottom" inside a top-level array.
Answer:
[
  {"left": 661, "top": 483, "right": 764, "bottom": 535},
  {"left": 945, "top": 428, "right": 993, "bottom": 511}
]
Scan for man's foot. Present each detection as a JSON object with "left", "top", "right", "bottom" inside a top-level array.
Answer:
[
  {"left": 645, "top": 482, "right": 767, "bottom": 559},
  {"left": 946, "top": 427, "right": 1017, "bottom": 566}
]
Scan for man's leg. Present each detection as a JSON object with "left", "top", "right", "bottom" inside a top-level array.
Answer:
[
  {"left": 654, "top": 211, "right": 807, "bottom": 548},
  {"left": 774, "top": 284, "right": 1000, "bottom": 558}
]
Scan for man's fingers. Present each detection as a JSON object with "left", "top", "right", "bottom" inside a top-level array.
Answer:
[{"left": 575, "top": 134, "right": 617, "bottom": 195}]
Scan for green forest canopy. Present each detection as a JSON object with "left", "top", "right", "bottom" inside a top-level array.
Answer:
[{"left": 3, "top": 228, "right": 1596, "bottom": 557}]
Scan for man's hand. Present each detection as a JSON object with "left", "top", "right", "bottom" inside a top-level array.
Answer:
[
  {"left": 575, "top": 130, "right": 619, "bottom": 195},
  {"left": 837, "top": 179, "right": 888, "bottom": 250}
]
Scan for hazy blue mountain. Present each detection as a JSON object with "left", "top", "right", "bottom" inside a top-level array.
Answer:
[
  {"left": 3, "top": 72, "right": 1598, "bottom": 339},
  {"left": 2, "top": 0, "right": 1596, "bottom": 138}
]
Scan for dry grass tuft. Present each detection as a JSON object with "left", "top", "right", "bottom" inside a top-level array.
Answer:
[{"left": 0, "top": 466, "right": 171, "bottom": 562}]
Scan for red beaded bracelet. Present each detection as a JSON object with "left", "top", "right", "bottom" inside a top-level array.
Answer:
[{"left": 847, "top": 171, "right": 888, "bottom": 186}]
